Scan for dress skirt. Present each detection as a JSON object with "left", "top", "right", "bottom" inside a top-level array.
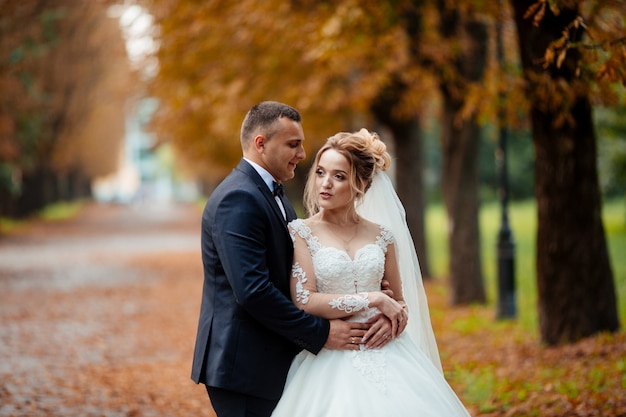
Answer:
[{"left": 271, "top": 332, "right": 471, "bottom": 417}]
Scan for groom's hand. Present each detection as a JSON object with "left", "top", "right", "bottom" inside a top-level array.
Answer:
[
  {"left": 381, "top": 279, "right": 394, "bottom": 298},
  {"left": 324, "top": 319, "right": 369, "bottom": 351}
]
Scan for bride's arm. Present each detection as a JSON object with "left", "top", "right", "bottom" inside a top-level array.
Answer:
[
  {"left": 380, "top": 241, "right": 410, "bottom": 336},
  {"left": 360, "top": 241, "right": 410, "bottom": 344},
  {"left": 290, "top": 232, "right": 404, "bottom": 321},
  {"left": 383, "top": 242, "right": 406, "bottom": 306}
]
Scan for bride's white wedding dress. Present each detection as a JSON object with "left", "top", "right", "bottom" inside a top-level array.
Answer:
[{"left": 271, "top": 219, "right": 471, "bottom": 417}]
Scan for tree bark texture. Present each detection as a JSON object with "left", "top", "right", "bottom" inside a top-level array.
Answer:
[
  {"left": 393, "top": 119, "right": 431, "bottom": 279},
  {"left": 438, "top": 4, "right": 487, "bottom": 305},
  {"left": 440, "top": 93, "right": 486, "bottom": 305},
  {"left": 511, "top": 0, "right": 620, "bottom": 345},
  {"left": 7, "top": 167, "right": 93, "bottom": 218}
]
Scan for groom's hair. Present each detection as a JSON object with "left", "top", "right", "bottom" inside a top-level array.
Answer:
[{"left": 240, "top": 101, "right": 301, "bottom": 147}]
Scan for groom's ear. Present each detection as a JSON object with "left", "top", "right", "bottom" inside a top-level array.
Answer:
[{"left": 253, "top": 135, "right": 266, "bottom": 154}]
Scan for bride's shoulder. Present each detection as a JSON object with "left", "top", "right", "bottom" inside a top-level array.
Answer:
[
  {"left": 288, "top": 218, "right": 308, "bottom": 233},
  {"left": 361, "top": 218, "right": 395, "bottom": 246},
  {"left": 296, "top": 214, "right": 322, "bottom": 231},
  {"left": 360, "top": 218, "right": 391, "bottom": 234},
  {"left": 288, "top": 218, "right": 315, "bottom": 240},
  {"left": 288, "top": 218, "right": 304, "bottom": 228}
]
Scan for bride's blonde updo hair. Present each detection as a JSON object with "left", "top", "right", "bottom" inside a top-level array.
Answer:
[{"left": 304, "top": 128, "right": 391, "bottom": 217}]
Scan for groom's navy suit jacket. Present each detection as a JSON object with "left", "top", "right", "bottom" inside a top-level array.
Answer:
[{"left": 191, "top": 159, "right": 330, "bottom": 400}]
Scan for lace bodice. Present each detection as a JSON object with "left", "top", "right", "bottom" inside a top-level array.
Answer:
[{"left": 289, "top": 219, "right": 394, "bottom": 321}]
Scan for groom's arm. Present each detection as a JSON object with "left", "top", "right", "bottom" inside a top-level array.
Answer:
[{"left": 214, "top": 189, "right": 330, "bottom": 354}]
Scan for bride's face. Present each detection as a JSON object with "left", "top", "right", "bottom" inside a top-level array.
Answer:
[{"left": 314, "top": 149, "right": 354, "bottom": 211}]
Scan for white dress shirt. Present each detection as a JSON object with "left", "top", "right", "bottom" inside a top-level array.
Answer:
[{"left": 243, "top": 158, "right": 286, "bottom": 219}]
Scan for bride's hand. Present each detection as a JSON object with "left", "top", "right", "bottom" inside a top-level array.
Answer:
[
  {"left": 368, "top": 292, "right": 404, "bottom": 337},
  {"left": 362, "top": 314, "right": 392, "bottom": 349}
]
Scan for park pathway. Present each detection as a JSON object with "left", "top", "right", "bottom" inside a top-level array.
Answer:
[
  {"left": 0, "top": 202, "right": 216, "bottom": 417},
  {"left": 4, "top": 202, "right": 625, "bottom": 417}
]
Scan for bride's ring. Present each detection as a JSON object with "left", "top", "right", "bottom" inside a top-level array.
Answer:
[{"left": 351, "top": 337, "right": 355, "bottom": 344}]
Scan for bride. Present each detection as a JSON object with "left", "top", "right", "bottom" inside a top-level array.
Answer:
[{"left": 271, "top": 129, "right": 471, "bottom": 416}]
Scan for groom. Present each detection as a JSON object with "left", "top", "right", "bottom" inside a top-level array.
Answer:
[{"left": 191, "top": 101, "right": 370, "bottom": 417}]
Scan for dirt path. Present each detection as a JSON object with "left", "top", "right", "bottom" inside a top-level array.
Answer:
[
  {"left": 0, "top": 202, "right": 216, "bottom": 417},
  {"left": 3, "top": 202, "right": 625, "bottom": 417}
]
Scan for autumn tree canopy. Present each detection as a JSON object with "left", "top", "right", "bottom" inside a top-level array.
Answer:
[
  {"left": 0, "top": 0, "right": 134, "bottom": 216},
  {"left": 145, "top": 0, "right": 446, "bottom": 179},
  {"left": 145, "top": 0, "right": 623, "bottom": 342}
]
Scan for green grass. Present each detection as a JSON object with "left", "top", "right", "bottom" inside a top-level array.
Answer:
[
  {"left": 38, "top": 200, "right": 85, "bottom": 221},
  {"left": 442, "top": 329, "right": 626, "bottom": 415},
  {"left": 426, "top": 197, "right": 626, "bottom": 332},
  {"left": 0, "top": 217, "right": 25, "bottom": 233},
  {"left": 1, "top": 200, "right": 86, "bottom": 233}
]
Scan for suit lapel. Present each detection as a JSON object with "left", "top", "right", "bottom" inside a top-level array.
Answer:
[
  {"left": 236, "top": 160, "right": 293, "bottom": 228},
  {"left": 282, "top": 197, "right": 297, "bottom": 222}
]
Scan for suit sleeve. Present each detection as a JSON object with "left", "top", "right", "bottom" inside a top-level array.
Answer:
[{"left": 213, "top": 189, "right": 329, "bottom": 354}]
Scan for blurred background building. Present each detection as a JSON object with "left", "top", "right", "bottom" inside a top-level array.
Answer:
[{"left": 92, "top": 97, "right": 200, "bottom": 205}]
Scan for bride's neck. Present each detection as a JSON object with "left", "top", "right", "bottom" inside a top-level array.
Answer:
[{"left": 317, "top": 208, "right": 360, "bottom": 225}]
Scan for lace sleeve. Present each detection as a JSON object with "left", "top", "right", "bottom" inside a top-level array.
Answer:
[
  {"left": 328, "top": 293, "right": 369, "bottom": 312},
  {"left": 291, "top": 262, "right": 310, "bottom": 305},
  {"left": 289, "top": 219, "right": 321, "bottom": 255},
  {"left": 376, "top": 225, "right": 395, "bottom": 253}
]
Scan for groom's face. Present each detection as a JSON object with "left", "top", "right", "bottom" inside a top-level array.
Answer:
[{"left": 260, "top": 117, "right": 306, "bottom": 183}]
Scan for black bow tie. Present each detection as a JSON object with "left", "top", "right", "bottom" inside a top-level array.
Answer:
[{"left": 272, "top": 181, "right": 284, "bottom": 197}]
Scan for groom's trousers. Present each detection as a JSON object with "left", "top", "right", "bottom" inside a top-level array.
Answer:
[{"left": 206, "top": 385, "right": 279, "bottom": 417}]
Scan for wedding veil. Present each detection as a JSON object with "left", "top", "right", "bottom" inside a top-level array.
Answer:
[{"left": 357, "top": 170, "right": 443, "bottom": 373}]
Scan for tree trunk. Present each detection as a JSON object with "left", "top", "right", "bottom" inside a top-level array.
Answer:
[
  {"left": 511, "top": 0, "right": 620, "bottom": 344},
  {"left": 16, "top": 166, "right": 56, "bottom": 217},
  {"left": 437, "top": 5, "right": 487, "bottom": 305},
  {"left": 440, "top": 93, "right": 486, "bottom": 304},
  {"left": 68, "top": 170, "right": 92, "bottom": 199},
  {"left": 392, "top": 119, "right": 431, "bottom": 279},
  {"left": 371, "top": 83, "right": 431, "bottom": 279}
]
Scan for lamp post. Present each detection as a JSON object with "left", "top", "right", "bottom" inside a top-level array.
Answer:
[
  {"left": 496, "top": 129, "right": 516, "bottom": 319},
  {"left": 496, "top": 1, "right": 516, "bottom": 319}
]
